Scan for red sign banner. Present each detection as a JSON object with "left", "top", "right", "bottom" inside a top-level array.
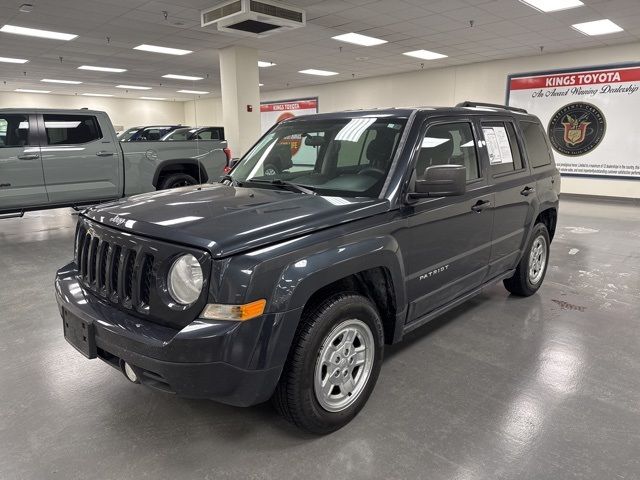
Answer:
[{"left": 510, "top": 67, "right": 640, "bottom": 90}]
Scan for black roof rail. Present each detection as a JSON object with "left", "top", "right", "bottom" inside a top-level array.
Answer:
[{"left": 456, "top": 101, "right": 528, "bottom": 114}]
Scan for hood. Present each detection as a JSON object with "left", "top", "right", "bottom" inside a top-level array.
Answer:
[{"left": 84, "top": 183, "right": 389, "bottom": 258}]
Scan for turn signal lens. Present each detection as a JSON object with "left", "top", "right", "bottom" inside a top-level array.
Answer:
[{"left": 200, "top": 299, "right": 266, "bottom": 321}]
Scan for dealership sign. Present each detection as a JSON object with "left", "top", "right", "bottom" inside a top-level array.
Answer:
[
  {"left": 507, "top": 64, "right": 640, "bottom": 178},
  {"left": 260, "top": 98, "right": 318, "bottom": 132}
]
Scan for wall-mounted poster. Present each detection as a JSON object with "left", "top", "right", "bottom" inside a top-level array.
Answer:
[
  {"left": 507, "top": 63, "right": 640, "bottom": 179},
  {"left": 260, "top": 97, "right": 318, "bottom": 132}
]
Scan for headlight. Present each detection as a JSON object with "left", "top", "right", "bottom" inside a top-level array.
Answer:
[{"left": 168, "top": 254, "right": 203, "bottom": 305}]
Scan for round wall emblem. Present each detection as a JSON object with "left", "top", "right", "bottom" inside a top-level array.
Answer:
[{"left": 547, "top": 102, "right": 606, "bottom": 156}]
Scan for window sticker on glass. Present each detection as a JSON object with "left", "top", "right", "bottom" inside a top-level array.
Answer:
[{"left": 483, "top": 126, "right": 513, "bottom": 165}]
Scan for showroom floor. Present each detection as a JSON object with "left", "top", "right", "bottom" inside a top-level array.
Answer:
[{"left": 1, "top": 198, "right": 638, "bottom": 480}]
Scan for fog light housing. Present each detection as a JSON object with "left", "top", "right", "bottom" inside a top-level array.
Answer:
[
  {"left": 200, "top": 299, "right": 266, "bottom": 321},
  {"left": 123, "top": 362, "right": 139, "bottom": 383}
]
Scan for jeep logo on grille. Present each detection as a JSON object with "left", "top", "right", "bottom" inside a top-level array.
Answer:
[{"left": 109, "top": 215, "right": 127, "bottom": 226}]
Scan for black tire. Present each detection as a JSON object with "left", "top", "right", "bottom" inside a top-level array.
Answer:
[
  {"left": 158, "top": 173, "right": 198, "bottom": 190},
  {"left": 504, "top": 223, "right": 550, "bottom": 296},
  {"left": 263, "top": 163, "right": 279, "bottom": 176},
  {"left": 272, "top": 293, "right": 384, "bottom": 434}
]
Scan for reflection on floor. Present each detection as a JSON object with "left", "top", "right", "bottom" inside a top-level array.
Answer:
[{"left": 0, "top": 198, "right": 638, "bottom": 480}]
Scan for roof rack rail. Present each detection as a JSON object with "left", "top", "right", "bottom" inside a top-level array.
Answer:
[{"left": 456, "top": 101, "right": 528, "bottom": 114}]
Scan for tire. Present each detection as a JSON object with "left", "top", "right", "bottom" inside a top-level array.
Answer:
[
  {"left": 504, "top": 223, "right": 550, "bottom": 296},
  {"left": 158, "top": 173, "right": 198, "bottom": 190},
  {"left": 263, "top": 163, "right": 279, "bottom": 176},
  {"left": 272, "top": 293, "right": 384, "bottom": 434}
]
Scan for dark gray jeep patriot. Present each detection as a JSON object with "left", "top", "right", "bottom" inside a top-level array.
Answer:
[{"left": 55, "top": 102, "right": 560, "bottom": 434}]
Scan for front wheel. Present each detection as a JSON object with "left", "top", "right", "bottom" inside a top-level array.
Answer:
[
  {"left": 158, "top": 173, "right": 197, "bottom": 190},
  {"left": 504, "top": 223, "right": 550, "bottom": 296},
  {"left": 272, "top": 293, "right": 384, "bottom": 434}
]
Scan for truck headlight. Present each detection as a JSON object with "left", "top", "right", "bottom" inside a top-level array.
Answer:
[{"left": 168, "top": 254, "right": 203, "bottom": 305}]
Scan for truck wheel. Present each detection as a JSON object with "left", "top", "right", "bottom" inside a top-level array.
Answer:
[
  {"left": 263, "top": 163, "right": 279, "bottom": 176},
  {"left": 504, "top": 223, "right": 550, "bottom": 296},
  {"left": 158, "top": 173, "right": 198, "bottom": 190},
  {"left": 272, "top": 293, "right": 384, "bottom": 434}
]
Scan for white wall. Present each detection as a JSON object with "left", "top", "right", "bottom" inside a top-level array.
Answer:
[
  {"left": 261, "top": 42, "right": 640, "bottom": 199},
  {"left": 0, "top": 92, "right": 185, "bottom": 131}
]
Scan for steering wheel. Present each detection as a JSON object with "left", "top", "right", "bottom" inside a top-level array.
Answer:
[{"left": 357, "top": 167, "right": 385, "bottom": 178}]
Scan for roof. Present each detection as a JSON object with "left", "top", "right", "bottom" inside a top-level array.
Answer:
[{"left": 0, "top": 108, "right": 107, "bottom": 115}]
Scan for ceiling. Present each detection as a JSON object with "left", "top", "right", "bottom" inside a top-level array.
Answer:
[{"left": 0, "top": 0, "right": 639, "bottom": 101}]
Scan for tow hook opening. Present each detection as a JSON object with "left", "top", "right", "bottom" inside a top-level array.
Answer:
[{"left": 120, "top": 360, "right": 141, "bottom": 384}]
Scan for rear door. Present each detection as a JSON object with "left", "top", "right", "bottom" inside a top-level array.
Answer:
[
  {"left": 40, "top": 113, "right": 120, "bottom": 204},
  {"left": 0, "top": 112, "right": 48, "bottom": 211},
  {"left": 480, "top": 118, "right": 536, "bottom": 278}
]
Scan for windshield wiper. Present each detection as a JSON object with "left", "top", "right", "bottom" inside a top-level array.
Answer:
[{"left": 249, "top": 178, "right": 316, "bottom": 195}]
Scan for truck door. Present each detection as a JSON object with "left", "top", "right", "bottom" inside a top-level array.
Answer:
[
  {"left": 480, "top": 119, "right": 536, "bottom": 278},
  {"left": 0, "top": 113, "right": 48, "bottom": 212},
  {"left": 397, "top": 118, "right": 494, "bottom": 322},
  {"left": 39, "top": 113, "right": 120, "bottom": 204}
]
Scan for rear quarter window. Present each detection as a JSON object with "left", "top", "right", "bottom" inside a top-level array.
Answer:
[{"left": 520, "top": 121, "right": 553, "bottom": 168}]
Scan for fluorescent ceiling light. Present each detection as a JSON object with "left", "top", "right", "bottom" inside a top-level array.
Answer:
[
  {"left": 78, "top": 65, "right": 127, "bottom": 73},
  {"left": 15, "top": 88, "right": 50, "bottom": 93},
  {"left": 258, "top": 61, "right": 276, "bottom": 67},
  {"left": 134, "top": 44, "right": 192, "bottom": 55},
  {"left": 519, "top": 0, "right": 583, "bottom": 12},
  {"left": 403, "top": 49, "right": 447, "bottom": 60},
  {"left": 162, "top": 74, "right": 204, "bottom": 81},
  {"left": 0, "top": 24, "right": 78, "bottom": 41},
  {"left": 116, "top": 84, "right": 152, "bottom": 90},
  {"left": 572, "top": 19, "right": 623, "bottom": 35},
  {"left": 299, "top": 69, "right": 339, "bottom": 76},
  {"left": 177, "top": 89, "right": 209, "bottom": 94},
  {"left": 81, "top": 93, "right": 113, "bottom": 97},
  {"left": 332, "top": 32, "right": 387, "bottom": 46},
  {"left": 140, "top": 97, "right": 167, "bottom": 100},
  {"left": 0, "top": 56, "right": 29, "bottom": 64},
  {"left": 42, "top": 78, "right": 82, "bottom": 84},
  {"left": 259, "top": 83, "right": 264, "bottom": 86}
]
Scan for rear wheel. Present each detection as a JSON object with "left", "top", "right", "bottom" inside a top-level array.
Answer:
[
  {"left": 504, "top": 223, "right": 550, "bottom": 296},
  {"left": 158, "top": 173, "right": 197, "bottom": 190},
  {"left": 272, "top": 293, "right": 384, "bottom": 434}
]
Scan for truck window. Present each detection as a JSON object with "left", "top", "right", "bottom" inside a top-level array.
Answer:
[
  {"left": 520, "top": 121, "right": 552, "bottom": 168},
  {"left": 482, "top": 121, "right": 524, "bottom": 175},
  {"left": 417, "top": 122, "right": 479, "bottom": 181},
  {"left": 44, "top": 114, "right": 102, "bottom": 145},
  {"left": 0, "top": 114, "right": 30, "bottom": 148},
  {"left": 194, "top": 128, "right": 220, "bottom": 140}
]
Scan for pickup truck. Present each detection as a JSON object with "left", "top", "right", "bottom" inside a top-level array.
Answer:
[
  {"left": 55, "top": 102, "right": 560, "bottom": 434},
  {"left": 0, "top": 109, "right": 229, "bottom": 216}
]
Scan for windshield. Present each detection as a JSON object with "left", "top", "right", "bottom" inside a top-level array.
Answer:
[{"left": 229, "top": 117, "right": 406, "bottom": 198}]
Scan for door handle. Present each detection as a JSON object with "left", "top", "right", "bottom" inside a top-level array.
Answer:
[
  {"left": 521, "top": 186, "right": 536, "bottom": 196},
  {"left": 471, "top": 200, "right": 491, "bottom": 213},
  {"left": 17, "top": 153, "right": 40, "bottom": 160},
  {"left": 96, "top": 151, "right": 115, "bottom": 157}
]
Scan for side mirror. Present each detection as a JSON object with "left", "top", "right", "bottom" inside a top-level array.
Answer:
[
  {"left": 410, "top": 164, "right": 466, "bottom": 199},
  {"left": 229, "top": 158, "right": 240, "bottom": 169}
]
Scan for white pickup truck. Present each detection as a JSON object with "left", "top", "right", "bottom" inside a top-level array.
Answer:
[{"left": 0, "top": 108, "right": 230, "bottom": 216}]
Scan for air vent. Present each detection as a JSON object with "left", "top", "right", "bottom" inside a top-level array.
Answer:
[{"left": 201, "top": 0, "right": 305, "bottom": 38}]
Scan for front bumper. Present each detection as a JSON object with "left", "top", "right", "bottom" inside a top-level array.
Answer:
[{"left": 55, "top": 262, "right": 302, "bottom": 407}]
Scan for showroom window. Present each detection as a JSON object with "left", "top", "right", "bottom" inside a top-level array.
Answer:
[
  {"left": 44, "top": 114, "right": 102, "bottom": 145},
  {"left": 482, "top": 121, "right": 524, "bottom": 175},
  {"left": 520, "top": 121, "right": 552, "bottom": 168},
  {"left": 417, "top": 122, "right": 480, "bottom": 181},
  {"left": 0, "top": 114, "right": 30, "bottom": 148}
]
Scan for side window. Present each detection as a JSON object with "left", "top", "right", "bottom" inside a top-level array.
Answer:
[
  {"left": 417, "top": 122, "right": 479, "bottom": 181},
  {"left": 521, "top": 121, "right": 552, "bottom": 168},
  {"left": 44, "top": 114, "right": 102, "bottom": 145},
  {"left": 0, "top": 114, "right": 30, "bottom": 148},
  {"left": 482, "top": 121, "right": 524, "bottom": 175},
  {"left": 196, "top": 128, "right": 220, "bottom": 140}
]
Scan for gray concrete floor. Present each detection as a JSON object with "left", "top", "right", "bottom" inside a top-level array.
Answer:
[{"left": 1, "top": 198, "right": 639, "bottom": 480}]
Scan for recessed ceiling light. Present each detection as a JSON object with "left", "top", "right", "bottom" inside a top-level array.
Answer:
[
  {"left": 572, "top": 19, "right": 624, "bottom": 36},
  {"left": 0, "top": 56, "right": 29, "bottom": 64},
  {"left": 519, "top": 0, "right": 583, "bottom": 12},
  {"left": 81, "top": 93, "right": 113, "bottom": 97},
  {"left": 78, "top": 65, "right": 127, "bottom": 73},
  {"left": 116, "top": 84, "right": 152, "bottom": 90},
  {"left": 0, "top": 24, "right": 77, "bottom": 40},
  {"left": 332, "top": 32, "right": 388, "bottom": 46},
  {"left": 299, "top": 69, "right": 339, "bottom": 76},
  {"left": 403, "top": 49, "right": 448, "bottom": 60},
  {"left": 177, "top": 89, "right": 209, "bottom": 94},
  {"left": 162, "top": 74, "right": 204, "bottom": 81},
  {"left": 15, "top": 88, "right": 50, "bottom": 93},
  {"left": 134, "top": 44, "right": 192, "bottom": 56},
  {"left": 42, "top": 78, "right": 82, "bottom": 84},
  {"left": 259, "top": 83, "right": 264, "bottom": 87},
  {"left": 140, "top": 97, "right": 167, "bottom": 100},
  {"left": 258, "top": 61, "right": 276, "bottom": 67}
]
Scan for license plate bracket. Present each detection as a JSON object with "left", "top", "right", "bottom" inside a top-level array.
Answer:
[{"left": 62, "top": 309, "right": 97, "bottom": 359}]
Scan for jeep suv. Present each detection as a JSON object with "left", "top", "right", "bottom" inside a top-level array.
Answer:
[{"left": 55, "top": 102, "right": 560, "bottom": 434}]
